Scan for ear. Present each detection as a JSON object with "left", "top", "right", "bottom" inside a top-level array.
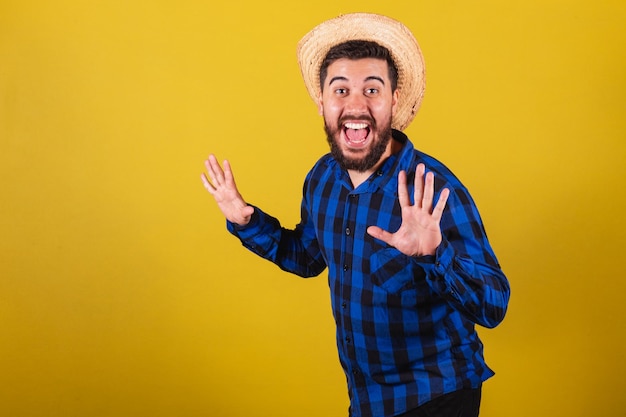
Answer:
[
  {"left": 391, "top": 89, "right": 400, "bottom": 115},
  {"left": 316, "top": 92, "right": 324, "bottom": 116}
]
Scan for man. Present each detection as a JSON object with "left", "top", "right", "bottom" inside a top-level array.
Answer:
[{"left": 201, "top": 13, "right": 510, "bottom": 417}]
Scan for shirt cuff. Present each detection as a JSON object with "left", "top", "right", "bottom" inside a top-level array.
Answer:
[
  {"left": 226, "top": 207, "right": 260, "bottom": 237},
  {"left": 413, "top": 237, "right": 455, "bottom": 280}
]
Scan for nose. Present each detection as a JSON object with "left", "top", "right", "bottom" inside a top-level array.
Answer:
[{"left": 344, "top": 92, "right": 368, "bottom": 115}]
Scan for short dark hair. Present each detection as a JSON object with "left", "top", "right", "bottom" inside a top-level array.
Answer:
[{"left": 319, "top": 40, "right": 399, "bottom": 92}]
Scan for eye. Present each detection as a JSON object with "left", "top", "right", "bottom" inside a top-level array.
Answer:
[
  {"left": 334, "top": 88, "right": 347, "bottom": 95},
  {"left": 365, "top": 88, "right": 379, "bottom": 96}
]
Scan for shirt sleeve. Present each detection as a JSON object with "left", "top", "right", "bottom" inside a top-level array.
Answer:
[
  {"left": 415, "top": 186, "right": 510, "bottom": 328},
  {"left": 226, "top": 203, "right": 327, "bottom": 278}
]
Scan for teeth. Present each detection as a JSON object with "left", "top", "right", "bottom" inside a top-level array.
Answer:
[{"left": 344, "top": 122, "right": 368, "bottom": 130}]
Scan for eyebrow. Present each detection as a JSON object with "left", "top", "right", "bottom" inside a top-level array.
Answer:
[
  {"left": 365, "top": 76, "right": 385, "bottom": 85},
  {"left": 328, "top": 76, "right": 348, "bottom": 86},
  {"left": 328, "top": 75, "right": 386, "bottom": 86}
]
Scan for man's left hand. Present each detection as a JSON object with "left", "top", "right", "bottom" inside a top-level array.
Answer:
[{"left": 367, "top": 163, "right": 450, "bottom": 257}]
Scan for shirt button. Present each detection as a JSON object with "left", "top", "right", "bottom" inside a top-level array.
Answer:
[
  {"left": 343, "top": 265, "right": 349, "bottom": 271},
  {"left": 345, "top": 227, "right": 351, "bottom": 236},
  {"left": 345, "top": 336, "right": 351, "bottom": 343},
  {"left": 341, "top": 302, "right": 347, "bottom": 309}
]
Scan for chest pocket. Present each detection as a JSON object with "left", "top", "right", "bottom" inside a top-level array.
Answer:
[{"left": 370, "top": 247, "right": 427, "bottom": 294}]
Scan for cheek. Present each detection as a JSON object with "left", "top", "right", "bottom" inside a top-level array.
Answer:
[
  {"left": 371, "top": 103, "right": 394, "bottom": 120},
  {"left": 321, "top": 100, "right": 342, "bottom": 120}
]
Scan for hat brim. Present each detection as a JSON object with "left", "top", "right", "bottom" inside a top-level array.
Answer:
[{"left": 297, "top": 13, "right": 425, "bottom": 131}]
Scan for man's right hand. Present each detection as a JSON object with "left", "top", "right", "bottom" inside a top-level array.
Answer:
[{"left": 201, "top": 154, "right": 254, "bottom": 226}]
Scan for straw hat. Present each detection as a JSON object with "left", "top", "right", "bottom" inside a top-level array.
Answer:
[{"left": 297, "top": 13, "right": 426, "bottom": 131}]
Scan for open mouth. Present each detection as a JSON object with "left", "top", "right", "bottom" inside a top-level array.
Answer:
[{"left": 343, "top": 122, "right": 371, "bottom": 147}]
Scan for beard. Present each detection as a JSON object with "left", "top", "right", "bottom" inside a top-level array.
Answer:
[{"left": 324, "top": 115, "right": 393, "bottom": 173}]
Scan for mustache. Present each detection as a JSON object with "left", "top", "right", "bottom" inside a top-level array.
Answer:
[{"left": 338, "top": 114, "right": 376, "bottom": 126}]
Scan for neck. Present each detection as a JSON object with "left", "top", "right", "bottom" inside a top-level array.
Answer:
[{"left": 347, "top": 137, "right": 402, "bottom": 188}]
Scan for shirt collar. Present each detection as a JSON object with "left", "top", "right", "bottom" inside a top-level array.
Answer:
[
  {"left": 330, "top": 129, "right": 415, "bottom": 194},
  {"left": 363, "top": 129, "right": 415, "bottom": 195}
]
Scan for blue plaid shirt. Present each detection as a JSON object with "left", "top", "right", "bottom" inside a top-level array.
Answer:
[{"left": 227, "top": 130, "right": 510, "bottom": 417}]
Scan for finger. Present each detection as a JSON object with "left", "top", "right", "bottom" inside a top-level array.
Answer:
[
  {"left": 422, "top": 171, "right": 435, "bottom": 212},
  {"left": 366, "top": 225, "right": 394, "bottom": 245},
  {"left": 205, "top": 155, "right": 224, "bottom": 186},
  {"left": 222, "top": 159, "right": 236, "bottom": 188},
  {"left": 242, "top": 205, "right": 255, "bottom": 219},
  {"left": 397, "top": 170, "right": 411, "bottom": 207},
  {"left": 200, "top": 173, "right": 216, "bottom": 194},
  {"left": 432, "top": 188, "right": 450, "bottom": 220},
  {"left": 414, "top": 164, "right": 425, "bottom": 208},
  {"left": 208, "top": 154, "right": 224, "bottom": 178}
]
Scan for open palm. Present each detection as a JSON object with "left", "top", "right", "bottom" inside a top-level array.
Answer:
[
  {"left": 201, "top": 154, "right": 254, "bottom": 226},
  {"left": 367, "top": 163, "right": 450, "bottom": 257}
]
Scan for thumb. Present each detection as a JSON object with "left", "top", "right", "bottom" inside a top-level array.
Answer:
[
  {"left": 242, "top": 205, "right": 255, "bottom": 218},
  {"left": 229, "top": 204, "right": 255, "bottom": 226},
  {"left": 367, "top": 226, "right": 393, "bottom": 244}
]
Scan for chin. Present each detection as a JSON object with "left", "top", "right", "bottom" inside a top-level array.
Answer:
[{"left": 325, "top": 120, "right": 393, "bottom": 173}]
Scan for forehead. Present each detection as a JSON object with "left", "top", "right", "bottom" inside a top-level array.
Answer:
[{"left": 324, "top": 57, "right": 390, "bottom": 83}]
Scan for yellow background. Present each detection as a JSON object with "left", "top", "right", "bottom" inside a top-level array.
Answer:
[{"left": 1, "top": 0, "right": 625, "bottom": 416}]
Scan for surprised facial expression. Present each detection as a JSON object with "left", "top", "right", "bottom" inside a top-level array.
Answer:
[{"left": 318, "top": 58, "right": 399, "bottom": 173}]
